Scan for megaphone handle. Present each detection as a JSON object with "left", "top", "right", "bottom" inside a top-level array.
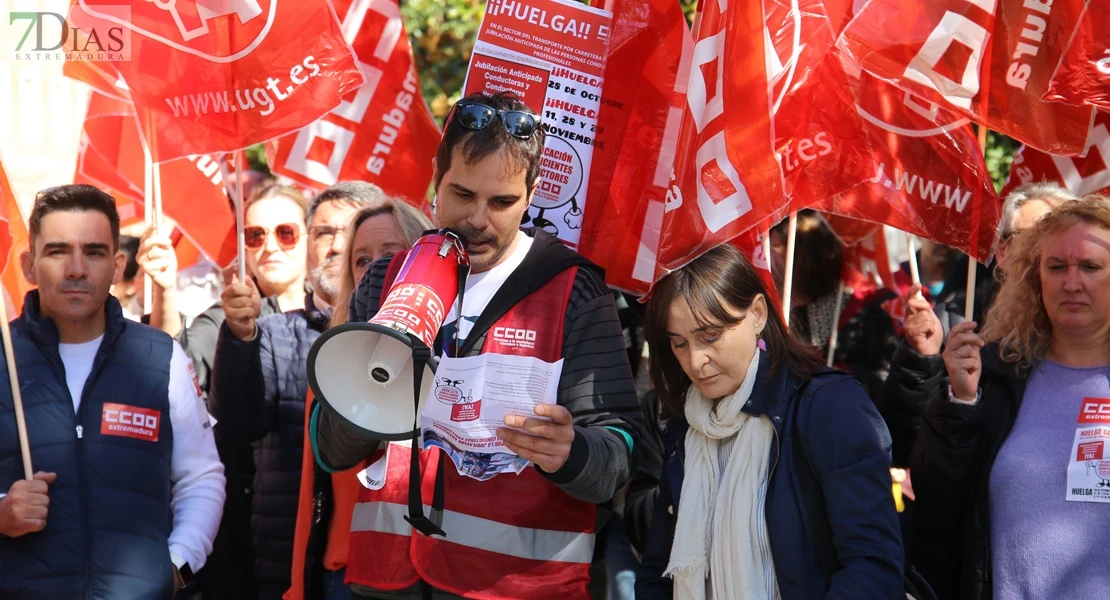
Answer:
[{"left": 403, "top": 346, "right": 446, "bottom": 538}]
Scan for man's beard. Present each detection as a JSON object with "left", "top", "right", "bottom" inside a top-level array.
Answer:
[{"left": 311, "top": 256, "right": 342, "bottom": 304}]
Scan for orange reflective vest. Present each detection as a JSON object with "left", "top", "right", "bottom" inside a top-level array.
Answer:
[{"left": 345, "top": 265, "right": 595, "bottom": 599}]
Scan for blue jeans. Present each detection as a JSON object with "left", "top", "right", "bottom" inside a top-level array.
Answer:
[
  {"left": 604, "top": 520, "right": 637, "bottom": 600},
  {"left": 322, "top": 568, "right": 351, "bottom": 600}
]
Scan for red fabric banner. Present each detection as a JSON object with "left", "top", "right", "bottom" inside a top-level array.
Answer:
[
  {"left": 575, "top": 0, "right": 689, "bottom": 294},
  {"left": 267, "top": 0, "right": 439, "bottom": 206},
  {"left": 75, "top": 92, "right": 238, "bottom": 266},
  {"left": 67, "top": 0, "right": 364, "bottom": 161},
  {"left": 659, "top": 0, "right": 786, "bottom": 273},
  {"left": 1002, "top": 110, "right": 1110, "bottom": 199},
  {"left": 0, "top": 158, "right": 33, "bottom": 313},
  {"left": 836, "top": 0, "right": 1094, "bottom": 155},
  {"left": 1045, "top": 2, "right": 1110, "bottom": 111}
]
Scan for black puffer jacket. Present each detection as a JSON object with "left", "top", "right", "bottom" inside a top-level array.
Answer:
[
  {"left": 907, "top": 343, "right": 1028, "bottom": 600},
  {"left": 209, "top": 294, "right": 331, "bottom": 593}
]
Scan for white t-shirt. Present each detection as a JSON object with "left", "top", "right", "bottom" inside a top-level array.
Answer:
[
  {"left": 57, "top": 336, "right": 226, "bottom": 573},
  {"left": 444, "top": 233, "right": 533, "bottom": 346}
]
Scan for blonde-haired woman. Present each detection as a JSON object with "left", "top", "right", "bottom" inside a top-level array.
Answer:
[
  {"left": 289, "top": 197, "right": 431, "bottom": 600},
  {"left": 330, "top": 200, "right": 433, "bottom": 326},
  {"left": 911, "top": 197, "right": 1110, "bottom": 600}
]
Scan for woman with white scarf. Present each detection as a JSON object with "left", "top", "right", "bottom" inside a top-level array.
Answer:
[{"left": 636, "top": 245, "right": 904, "bottom": 599}]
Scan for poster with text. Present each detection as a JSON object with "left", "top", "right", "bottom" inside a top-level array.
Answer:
[{"left": 463, "top": 0, "right": 613, "bottom": 247}]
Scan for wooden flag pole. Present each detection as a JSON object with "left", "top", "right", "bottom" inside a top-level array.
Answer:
[
  {"left": 782, "top": 212, "right": 799, "bottom": 327},
  {"left": 0, "top": 296, "right": 32, "bottom": 479},
  {"left": 235, "top": 153, "right": 246, "bottom": 282},
  {"left": 142, "top": 144, "right": 153, "bottom": 317},
  {"left": 216, "top": 154, "right": 248, "bottom": 281},
  {"left": 826, "top": 279, "right": 845, "bottom": 367},
  {"left": 906, "top": 232, "right": 921, "bottom": 287},
  {"left": 762, "top": 230, "right": 772, "bottom": 276},
  {"left": 966, "top": 125, "right": 989, "bottom": 322}
]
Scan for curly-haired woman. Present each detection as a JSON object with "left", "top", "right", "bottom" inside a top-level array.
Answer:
[{"left": 911, "top": 197, "right": 1110, "bottom": 599}]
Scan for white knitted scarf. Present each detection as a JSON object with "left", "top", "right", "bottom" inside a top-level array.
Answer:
[{"left": 665, "top": 351, "right": 780, "bottom": 600}]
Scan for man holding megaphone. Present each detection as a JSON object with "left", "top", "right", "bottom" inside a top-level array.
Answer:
[{"left": 310, "top": 92, "right": 640, "bottom": 599}]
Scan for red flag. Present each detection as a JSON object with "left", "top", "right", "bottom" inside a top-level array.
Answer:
[
  {"left": 1045, "top": 3, "right": 1110, "bottom": 111},
  {"left": 68, "top": 0, "right": 364, "bottom": 161},
  {"left": 1002, "top": 110, "right": 1110, "bottom": 199},
  {"left": 836, "top": 0, "right": 1094, "bottom": 155},
  {"left": 659, "top": 0, "right": 786, "bottom": 273},
  {"left": 576, "top": 0, "right": 689, "bottom": 294},
  {"left": 268, "top": 0, "right": 439, "bottom": 205},
  {"left": 804, "top": 60, "right": 1002, "bottom": 262},
  {"left": 0, "top": 158, "right": 34, "bottom": 313},
  {"left": 75, "top": 92, "right": 238, "bottom": 266}
]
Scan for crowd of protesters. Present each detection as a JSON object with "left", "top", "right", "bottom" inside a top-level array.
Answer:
[{"left": 1, "top": 90, "right": 1107, "bottom": 600}]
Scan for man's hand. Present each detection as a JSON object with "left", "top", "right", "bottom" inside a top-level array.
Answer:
[
  {"left": 943, "top": 321, "right": 984, "bottom": 402},
  {"left": 137, "top": 225, "right": 178, "bottom": 291},
  {"left": 222, "top": 274, "right": 261, "bottom": 342},
  {"left": 904, "top": 283, "right": 944, "bottom": 356},
  {"left": 0, "top": 472, "right": 56, "bottom": 537},
  {"left": 497, "top": 404, "right": 576, "bottom": 473}
]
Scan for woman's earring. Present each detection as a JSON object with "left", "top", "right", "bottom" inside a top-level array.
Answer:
[{"left": 756, "top": 326, "right": 767, "bottom": 351}]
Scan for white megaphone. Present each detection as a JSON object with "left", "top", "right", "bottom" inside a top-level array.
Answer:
[{"left": 307, "top": 230, "right": 469, "bottom": 440}]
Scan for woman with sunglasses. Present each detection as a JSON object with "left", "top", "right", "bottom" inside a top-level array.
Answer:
[
  {"left": 636, "top": 244, "right": 904, "bottom": 599},
  {"left": 167, "top": 182, "right": 311, "bottom": 598}
]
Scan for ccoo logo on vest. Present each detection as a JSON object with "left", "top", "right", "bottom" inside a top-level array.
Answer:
[
  {"left": 101, "top": 402, "right": 160, "bottom": 442},
  {"left": 308, "top": 230, "right": 470, "bottom": 440}
]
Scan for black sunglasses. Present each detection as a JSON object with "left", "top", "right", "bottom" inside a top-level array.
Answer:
[{"left": 449, "top": 101, "right": 541, "bottom": 139}]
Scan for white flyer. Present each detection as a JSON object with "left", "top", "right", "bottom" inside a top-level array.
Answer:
[
  {"left": 1065, "top": 398, "right": 1110, "bottom": 503},
  {"left": 420, "top": 353, "right": 563, "bottom": 481}
]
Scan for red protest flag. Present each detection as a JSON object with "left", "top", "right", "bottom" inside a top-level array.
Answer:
[
  {"left": 659, "top": 0, "right": 786, "bottom": 273},
  {"left": 1002, "top": 109, "right": 1110, "bottom": 198},
  {"left": 0, "top": 158, "right": 34, "bottom": 313},
  {"left": 836, "top": 0, "right": 1094, "bottom": 156},
  {"left": 67, "top": 0, "right": 364, "bottom": 161},
  {"left": 575, "top": 0, "right": 689, "bottom": 295},
  {"left": 1045, "top": 2, "right": 1110, "bottom": 111},
  {"left": 268, "top": 0, "right": 439, "bottom": 206},
  {"left": 75, "top": 92, "right": 238, "bottom": 266},
  {"left": 813, "top": 61, "right": 1002, "bottom": 262}
]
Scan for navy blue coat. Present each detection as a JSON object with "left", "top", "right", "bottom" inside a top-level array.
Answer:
[
  {"left": 0, "top": 293, "right": 175, "bottom": 599},
  {"left": 208, "top": 295, "right": 329, "bottom": 591},
  {"left": 636, "top": 354, "right": 904, "bottom": 599}
]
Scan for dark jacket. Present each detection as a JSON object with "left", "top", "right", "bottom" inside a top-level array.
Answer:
[
  {"left": 181, "top": 295, "right": 281, "bottom": 599},
  {"left": 624, "top": 390, "right": 665, "bottom": 555},
  {"left": 636, "top": 357, "right": 904, "bottom": 599},
  {"left": 0, "top": 293, "right": 175, "bottom": 600},
  {"left": 877, "top": 262, "right": 1000, "bottom": 468},
  {"left": 908, "top": 343, "right": 1028, "bottom": 600},
  {"left": 209, "top": 294, "right": 331, "bottom": 592}
]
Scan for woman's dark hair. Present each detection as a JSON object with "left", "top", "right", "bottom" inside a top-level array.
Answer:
[
  {"left": 773, "top": 209, "right": 842, "bottom": 303},
  {"left": 30, "top": 184, "right": 120, "bottom": 250},
  {"left": 645, "top": 244, "right": 821, "bottom": 417},
  {"left": 119, "top": 235, "right": 140, "bottom": 281}
]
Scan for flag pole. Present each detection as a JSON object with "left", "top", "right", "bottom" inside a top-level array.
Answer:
[
  {"left": 782, "top": 212, "right": 798, "bottom": 327},
  {"left": 906, "top": 232, "right": 921, "bottom": 287},
  {"left": 0, "top": 296, "right": 32, "bottom": 479},
  {"left": 235, "top": 153, "right": 246, "bottom": 281},
  {"left": 966, "top": 125, "right": 988, "bottom": 322},
  {"left": 142, "top": 138, "right": 153, "bottom": 317},
  {"left": 826, "top": 279, "right": 845, "bottom": 367},
  {"left": 216, "top": 154, "right": 247, "bottom": 282}
]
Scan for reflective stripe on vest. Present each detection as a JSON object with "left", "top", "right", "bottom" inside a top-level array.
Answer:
[{"left": 350, "top": 501, "right": 595, "bottom": 564}]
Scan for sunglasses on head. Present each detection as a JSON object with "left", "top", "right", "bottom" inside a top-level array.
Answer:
[
  {"left": 243, "top": 223, "right": 301, "bottom": 249},
  {"left": 450, "top": 101, "right": 541, "bottom": 139}
]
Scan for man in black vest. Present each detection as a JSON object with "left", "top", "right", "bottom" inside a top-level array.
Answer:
[
  {"left": 0, "top": 185, "right": 225, "bottom": 599},
  {"left": 313, "top": 92, "right": 641, "bottom": 598}
]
